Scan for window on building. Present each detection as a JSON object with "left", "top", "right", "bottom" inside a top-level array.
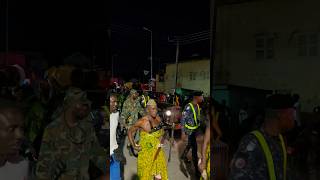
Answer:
[
  {"left": 192, "top": 72, "right": 197, "bottom": 80},
  {"left": 177, "top": 72, "right": 182, "bottom": 81},
  {"left": 298, "top": 33, "right": 318, "bottom": 57},
  {"left": 200, "top": 71, "right": 206, "bottom": 80},
  {"left": 189, "top": 72, "right": 193, "bottom": 80},
  {"left": 255, "top": 34, "right": 275, "bottom": 60}
]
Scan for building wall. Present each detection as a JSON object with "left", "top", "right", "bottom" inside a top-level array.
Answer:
[
  {"left": 216, "top": 0, "right": 320, "bottom": 112},
  {"left": 157, "top": 59, "right": 210, "bottom": 96}
]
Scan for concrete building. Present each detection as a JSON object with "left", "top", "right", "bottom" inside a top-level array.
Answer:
[
  {"left": 215, "top": 0, "right": 320, "bottom": 112},
  {"left": 156, "top": 59, "right": 210, "bottom": 96}
]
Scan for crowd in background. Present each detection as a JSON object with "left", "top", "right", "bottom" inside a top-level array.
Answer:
[{"left": 1, "top": 61, "right": 320, "bottom": 179}]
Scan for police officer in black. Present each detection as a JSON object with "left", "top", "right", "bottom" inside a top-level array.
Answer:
[{"left": 180, "top": 91, "right": 204, "bottom": 178}]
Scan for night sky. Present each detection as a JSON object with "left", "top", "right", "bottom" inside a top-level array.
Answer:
[
  {"left": 0, "top": 1, "right": 109, "bottom": 66},
  {"left": 1, "top": 0, "right": 210, "bottom": 78},
  {"left": 111, "top": 0, "right": 210, "bottom": 79}
]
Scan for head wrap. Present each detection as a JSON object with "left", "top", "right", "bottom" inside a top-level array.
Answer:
[
  {"left": 124, "top": 82, "right": 133, "bottom": 90},
  {"left": 147, "top": 99, "right": 157, "bottom": 107}
]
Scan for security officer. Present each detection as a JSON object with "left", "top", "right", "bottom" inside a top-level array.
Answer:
[
  {"left": 141, "top": 90, "right": 150, "bottom": 108},
  {"left": 180, "top": 91, "right": 204, "bottom": 178},
  {"left": 229, "top": 94, "right": 295, "bottom": 180}
]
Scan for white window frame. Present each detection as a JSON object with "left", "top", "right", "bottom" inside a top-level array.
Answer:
[
  {"left": 297, "top": 33, "right": 318, "bottom": 57},
  {"left": 255, "top": 34, "right": 275, "bottom": 60}
]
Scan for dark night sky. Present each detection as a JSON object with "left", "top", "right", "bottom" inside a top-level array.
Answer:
[
  {"left": 0, "top": 1, "right": 109, "bottom": 66},
  {"left": 111, "top": 0, "right": 210, "bottom": 79},
  {"left": 1, "top": 0, "right": 210, "bottom": 78}
]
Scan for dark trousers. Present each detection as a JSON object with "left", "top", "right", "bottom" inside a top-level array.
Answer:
[{"left": 182, "top": 131, "right": 200, "bottom": 175}]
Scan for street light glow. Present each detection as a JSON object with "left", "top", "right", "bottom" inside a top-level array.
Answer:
[{"left": 165, "top": 110, "right": 172, "bottom": 116}]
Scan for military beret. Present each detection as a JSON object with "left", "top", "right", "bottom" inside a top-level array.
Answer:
[
  {"left": 193, "top": 91, "right": 203, "bottom": 97},
  {"left": 266, "top": 94, "right": 294, "bottom": 110}
]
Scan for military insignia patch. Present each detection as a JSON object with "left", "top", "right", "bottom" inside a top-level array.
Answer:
[{"left": 235, "top": 158, "right": 246, "bottom": 169}]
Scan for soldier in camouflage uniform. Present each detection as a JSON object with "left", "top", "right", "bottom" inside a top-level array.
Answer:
[
  {"left": 120, "top": 89, "right": 145, "bottom": 156},
  {"left": 120, "top": 89, "right": 145, "bottom": 127},
  {"left": 36, "top": 87, "right": 107, "bottom": 180},
  {"left": 229, "top": 94, "right": 295, "bottom": 180}
]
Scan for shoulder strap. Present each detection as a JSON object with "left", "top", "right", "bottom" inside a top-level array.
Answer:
[
  {"left": 197, "top": 104, "right": 200, "bottom": 117},
  {"left": 279, "top": 134, "right": 287, "bottom": 180},
  {"left": 251, "top": 130, "right": 276, "bottom": 180},
  {"left": 188, "top": 103, "right": 197, "bottom": 124}
]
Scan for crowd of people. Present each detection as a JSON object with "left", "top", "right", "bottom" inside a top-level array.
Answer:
[
  {"left": 108, "top": 80, "right": 208, "bottom": 179},
  {"left": 1, "top": 62, "right": 320, "bottom": 180},
  {"left": 0, "top": 64, "right": 109, "bottom": 179},
  {"left": 109, "top": 80, "right": 320, "bottom": 180}
]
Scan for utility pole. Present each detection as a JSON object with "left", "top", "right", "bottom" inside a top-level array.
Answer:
[
  {"left": 210, "top": 0, "right": 217, "bottom": 97},
  {"left": 169, "top": 31, "right": 210, "bottom": 91},
  {"left": 5, "top": 0, "right": 9, "bottom": 65},
  {"left": 143, "top": 27, "right": 153, "bottom": 91},
  {"left": 174, "top": 41, "right": 180, "bottom": 90}
]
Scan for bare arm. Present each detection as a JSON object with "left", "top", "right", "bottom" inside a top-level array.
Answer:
[
  {"left": 128, "top": 118, "right": 145, "bottom": 150},
  {"left": 213, "top": 110, "right": 222, "bottom": 140}
]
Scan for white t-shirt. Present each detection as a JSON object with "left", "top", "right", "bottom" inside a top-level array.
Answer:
[
  {"left": 110, "top": 111, "right": 119, "bottom": 155},
  {"left": 0, "top": 159, "right": 29, "bottom": 180}
]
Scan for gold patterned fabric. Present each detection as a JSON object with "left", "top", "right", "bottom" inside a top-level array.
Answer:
[
  {"left": 206, "top": 144, "right": 211, "bottom": 179},
  {"left": 201, "top": 144, "right": 210, "bottom": 180},
  {"left": 137, "top": 129, "right": 168, "bottom": 180}
]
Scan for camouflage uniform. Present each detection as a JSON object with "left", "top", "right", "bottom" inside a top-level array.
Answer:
[
  {"left": 36, "top": 88, "right": 107, "bottom": 180},
  {"left": 120, "top": 96, "right": 144, "bottom": 127},
  {"left": 229, "top": 129, "right": 286, "bottom": 180},
  {"left": 25, "top": 100, "right": 47, "bottom": 143}
]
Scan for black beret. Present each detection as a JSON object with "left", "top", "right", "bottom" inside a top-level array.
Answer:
[
  {"left": 266, "top": 94, "right": 294, "bottom": 110},
  {"left": 193, "top": 91, "right": 203, "bottom": 97}
]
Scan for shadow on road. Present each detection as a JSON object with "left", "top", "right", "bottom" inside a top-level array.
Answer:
[
  {"left": 179, "top": 159, "right": 190, "bottom": 178},
  {"left": 130, "top": 174, "right": 138, "bottom": 180}
]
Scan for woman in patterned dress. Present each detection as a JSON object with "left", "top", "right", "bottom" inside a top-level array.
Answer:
[{"left": 128, "top": 99, "right": 168, "bottom": 180}]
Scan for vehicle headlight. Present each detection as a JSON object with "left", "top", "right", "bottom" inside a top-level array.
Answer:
[{"left": 165, "top": 110, "right": 172, "bottom": 116}]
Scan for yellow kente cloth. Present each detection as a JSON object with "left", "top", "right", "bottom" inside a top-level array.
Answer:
[
  {"left": 137, "top": 129, "right": 168, "bottom": 180},
  {"left": 201, "top": 144, "right": 210, "bottom": 180}
]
